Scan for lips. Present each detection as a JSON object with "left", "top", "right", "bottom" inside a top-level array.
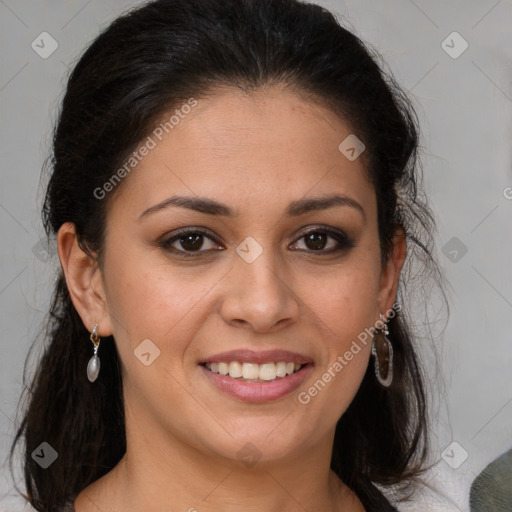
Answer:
[{"left": 199, "top": 349, "right": 314, "bottom": 402}]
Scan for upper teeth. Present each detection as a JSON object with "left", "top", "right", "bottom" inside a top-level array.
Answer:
[{"left": 204, "top": 361, "right": 302, "bottom": 381}]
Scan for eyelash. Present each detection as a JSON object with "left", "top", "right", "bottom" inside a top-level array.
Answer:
[{"left": 158, "top": 227, "right": 354, "bottom": 258}]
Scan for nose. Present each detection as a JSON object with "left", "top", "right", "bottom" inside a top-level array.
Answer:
[{"left": 219, "top": 244, "right": 301, "bottom": 333}]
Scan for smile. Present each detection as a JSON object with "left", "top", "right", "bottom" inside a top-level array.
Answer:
[{"left": 199, "top": 349, "right": 314, "bottom": 402}]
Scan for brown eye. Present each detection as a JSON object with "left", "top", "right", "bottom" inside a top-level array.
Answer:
[
  {"left": 160, "top": 228, "right": 223, "bottom": 256},
  {"left": 290, "top": 228, "right": 354, "bottom": 253},
  {"left": 179, "top": 233, "right": 205, "bottom": 251},
  {"left": 304, "top": 232, "right": 328, "bottom": 250},
  {"left": 160, "top": 226, "right": 354, "bottom": 258}
]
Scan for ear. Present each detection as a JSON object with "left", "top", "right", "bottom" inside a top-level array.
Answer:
[
  {"left": 57, "top": 222, "right": 113, "bottom": 337},
  {"left": 376, "top": 224, "right": 407, "bottom": 317}
]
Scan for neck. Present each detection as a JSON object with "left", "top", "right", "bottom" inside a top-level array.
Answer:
[
  {"left": 79, "top": 419, "right": 362, "bottom": 512},
  {"left": 75, "top": 386, "right": 364, "bottom": 512}
]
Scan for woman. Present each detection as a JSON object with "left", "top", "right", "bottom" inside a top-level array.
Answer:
[{"left": 10, "top": 0, "right": 445, "bottom": 510}]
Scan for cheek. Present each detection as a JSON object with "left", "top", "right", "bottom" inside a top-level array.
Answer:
[
  {"left": 299, "top": 310, "right": 372, "bottom": 430},
  {"left": 303, "top": 254, "right": 381, "bottom": 341},
  {"left": 296, "top": 253, "right": 379, "bottom": 409},
  {"left": 101, "top": 246, "right": 213, "bottom": 358}
]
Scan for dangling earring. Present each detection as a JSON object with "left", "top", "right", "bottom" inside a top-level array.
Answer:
[
  {"left": 87, "top": 324, "right": 101, "bottom": 383},
  {"left": 371, "top": 313, "right": 393, "bottom": 387}
]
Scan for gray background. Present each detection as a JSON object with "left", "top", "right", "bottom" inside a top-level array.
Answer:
[{"left": 1, "top": 1, "right": 511, "bottom": 510}]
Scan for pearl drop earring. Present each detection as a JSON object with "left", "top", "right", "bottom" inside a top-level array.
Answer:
[{"left": 87, "top": 324, "right": 101, "bottom": 383}]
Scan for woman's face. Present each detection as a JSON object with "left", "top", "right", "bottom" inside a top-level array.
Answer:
[{"left": 76, "top": 86, "right": 404, "bottom": 467}]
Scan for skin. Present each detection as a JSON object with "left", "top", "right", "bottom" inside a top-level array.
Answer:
[{"left": 58, "top": 85, "right": 406, "bottom": 512}]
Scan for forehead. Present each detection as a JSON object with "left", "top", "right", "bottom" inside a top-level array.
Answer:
[{"left": 108, "top": 86, "right": 375, "bottom": 220}]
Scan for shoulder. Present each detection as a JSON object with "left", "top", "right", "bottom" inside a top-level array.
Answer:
[
  {"left": 470, "top": 447, "right": 512, "bottom": 510},
  {"left": 380, "top": 478, "right": 466, "bottom": 512}
]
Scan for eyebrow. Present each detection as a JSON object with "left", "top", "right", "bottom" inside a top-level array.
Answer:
[{"left": 138, "top": 194, "right": 366, "bottom": 223}]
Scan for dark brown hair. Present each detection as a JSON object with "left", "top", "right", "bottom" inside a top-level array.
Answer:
[{"left": 10, "top": 0, "right": 445, "bottom": 510}]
